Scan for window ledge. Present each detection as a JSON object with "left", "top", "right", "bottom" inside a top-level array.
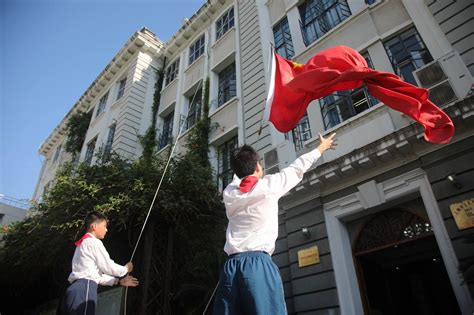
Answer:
[
  {"left": 157, "top": 144, "right": 170, "bottom": 155},
  {"left": 178, "top": 124, "right": 196, "bottom": 140},
  {"left": 304, "top": 101, "right": 384, "bottom": 148},
  {"left": 210, "top": 96, "right": 238, "bottom": 118},
  {"left": 212, "top": 26, "right": 236, "bottom": 49},
  {"left": 294, "top": 5, "right": 374, "bottom": 61},
  {"left": 185, "top": 54, "right": 205, "bottom": 73},
  {"left": 111, "top": 97, "right": 125, "bottom": 109},
  {"left": 161, "top": 77, "right": 179, "bottom": 94},
  {"left": 90, "top": 111, "right": 105, "bottom": 127}
]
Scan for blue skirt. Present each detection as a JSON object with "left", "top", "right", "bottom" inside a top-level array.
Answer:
[
  {"left": 61, "top": 279, "right": 98, "bottom": 315},
  {"left": 213, "top": 251, "right": 287, "bottom": 315}
]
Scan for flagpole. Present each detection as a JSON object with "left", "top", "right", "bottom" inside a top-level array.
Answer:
[{"left": 258, "top": 44, "right": 274, "bottom": 137}]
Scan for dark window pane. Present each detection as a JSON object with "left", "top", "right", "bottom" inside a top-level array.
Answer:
[{"left": 383, "top": 27, "right": 433, "bottom": 85}]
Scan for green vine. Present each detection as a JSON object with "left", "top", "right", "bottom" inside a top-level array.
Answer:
[
  {"left": 65, "top": 110, "right": 93, "bottom": 155},
  {"left": 140, "top": 66, "right": 165, "bottom": 160},
  {"left": 185, "top": 78, "right": 211, "bottom": 165}
]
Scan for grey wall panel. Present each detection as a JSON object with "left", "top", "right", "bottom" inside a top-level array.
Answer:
[{"left": 293, "top": 289, "right": 339, "bottom": 312}]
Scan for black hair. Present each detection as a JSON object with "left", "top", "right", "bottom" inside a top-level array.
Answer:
[
  {"left": 84, "top": 211, "right": 108, "bottom": 230},
  {"left": 230, "top": 145, "right": 260, "bottom": 178},
  {"left": 75, "top": 211, "right": 108, "bottom": 240}
]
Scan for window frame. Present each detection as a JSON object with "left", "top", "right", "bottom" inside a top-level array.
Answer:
[
  {"left": 165, "top": 59, "right": 180, "bottom": 86},
  {"left": 84, "top": 137, "right": 97, "bottom": 165},
  {"left": 158, "top": 111, "right": 174, "bottom": 150},
  {"left": 104, "top": 123, "right": 116, "bottom": 157},
  {"left": 189, "top": 35, "right": 205, "bottom": 65},
  {"left": 116, "top": 78, "right": 127, "bottom": 100},
  {"left": 217, "top": 136, "right": 238, "bottom": 191},
  {"left": 298, "top": 0, "right": 352, "bottom": 46},
  {"left": 186, "top": 89, "right": 202, "bottom": 130},
  {"left": 96, "top": 92, "right": 109, "bottom": 117},
  {"left": 273, "top": 17, "right": 295, "bottom": 59},
  {"left": 383, "top": 27, "right": 433, "bottom": 86},
  {"left": 216, "top": 7, "right": 235, "bottom": 41},
  {"left": 290, "top": 112, "right": 312, "bottom": 151},
  {"left": 217, "top": 62, "right": 237, "bottom": 107}
]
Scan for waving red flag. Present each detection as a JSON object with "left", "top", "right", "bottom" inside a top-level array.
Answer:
[{"left": 264, "top": 46, "right": 454, "bottom": 144}]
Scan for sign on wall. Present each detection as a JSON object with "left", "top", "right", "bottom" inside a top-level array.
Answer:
[
  {"left": 450, "top": 198, "right": 474, "bottom": 230},
  {"left": 297, "top": 245, "right": 320, "bottom": 267}
]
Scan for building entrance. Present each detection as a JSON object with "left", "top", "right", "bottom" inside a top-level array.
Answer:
[{"left": 353, "top": 209, "right": 460, "bottom": 315}]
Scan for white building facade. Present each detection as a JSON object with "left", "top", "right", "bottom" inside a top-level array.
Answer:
[
  {"left": 34, "top": 0, "right": 474, "bottom": 313},
  {"left": 33, "top": 28, "right": 164, "bottom": 201}
]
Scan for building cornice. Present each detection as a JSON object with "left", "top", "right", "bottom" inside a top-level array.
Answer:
[
  {"left": 39, "top": 28, "right": 164, "bottom": 156},
  {"left": 162, "top": 0, "right": 229, "bottom": 60}
]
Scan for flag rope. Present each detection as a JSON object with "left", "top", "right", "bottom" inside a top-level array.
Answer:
[{"left": 123, "top": 78, "right": 203, "bottom": 315}]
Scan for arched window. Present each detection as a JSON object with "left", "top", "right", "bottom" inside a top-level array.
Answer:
[{"left": 354, "top": 209, "right": 433, "bottom": 253}]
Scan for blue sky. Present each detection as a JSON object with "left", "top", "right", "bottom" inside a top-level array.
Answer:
[{"left": 0, "top": 0, "right": 205, "bottom": 201}]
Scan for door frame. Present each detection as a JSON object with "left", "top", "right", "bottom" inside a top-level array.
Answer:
[{"left": 323, "top": 168, "right": 472, "bottom": 314}]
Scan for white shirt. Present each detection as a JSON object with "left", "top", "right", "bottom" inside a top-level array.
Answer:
[
  {"left": 68, "top": 233, "right": 128, "bottom": 285},
  {"left": 223, "top": 148, "right": 322, "bottom": 255}
]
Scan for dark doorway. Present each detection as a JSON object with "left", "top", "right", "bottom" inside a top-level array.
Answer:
[{"left": 353, "top": 209, "right": 460, "bottom": 315}]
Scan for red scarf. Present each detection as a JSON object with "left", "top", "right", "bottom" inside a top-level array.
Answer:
[
  {"left": 74, "top": 233, "right": 92, "bottom": 246},
  {"left": 239, "top": 176, "right": 259, "bottom": 193}
]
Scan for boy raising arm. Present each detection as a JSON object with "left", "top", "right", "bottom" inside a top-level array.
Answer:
[{"left": 213, "top": 133, "right": 336, "bottom": 315}]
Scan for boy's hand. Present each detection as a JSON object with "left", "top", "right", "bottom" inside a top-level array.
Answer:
[
  {"left": 317, "top": 133, "right": 337, "bottom": 153},
  {"left": 119, "top": 275, "right": 139, "bottom": 287},
  {"left": 125, "top": 262, "right": 134, "bottom": 273}
]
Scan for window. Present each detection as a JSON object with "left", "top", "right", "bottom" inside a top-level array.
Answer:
[
  {"left": 104, "top": 123, "right": 116, "bottom": 157},
  {"left": 96, "top": 92, "right": 109, "bottom": 117},
  {"left": 186, "top": 89, "right": 202, "bottom": 130},
  {"left": 158, "top": 111, "right": 174, "bottom": 150},
  {"left": 216, "top": 7, "right": 234, "bottom": 40},
  {"left": 189, "top": 35, "right": 205, "bottom": 65},
  {"left": 318, "top": 51, "right": 378, "bottom": 129},
  {"left": 384, "top": 27, "right": 433, "bottom": 85},
  {"left": 320, "top": 85, "right": 378, "bottom": 129},
  {"left": 273, "top": 17, "right": 295, "bottom": 59},
  {"left": 116, "top": 78, "right": 126, "bottom": 100},
  {"left": 362, "top": 51, "right": 374, "bottom": 69},
  {"left": 165, "top": 59, "right": 180, "bottom": 86},
  {"left": 53, "top": 144, "right": 62, "bottom": 163},
  {"left": 218, "top": 63, "right": 236, "bottom": 106},
  {"left": 299, "top": 0, "right": 351, "bottom": 46},
  {"left": 84, "top": 137, "right": 97, "bottom": 165},
  {"left": 217, "top": 136, "right": 238, "bottom": 191},
  {"left": 291, "top": 113, "right": 312, "bottom": 151}
]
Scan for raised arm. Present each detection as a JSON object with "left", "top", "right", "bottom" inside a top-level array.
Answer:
[{"left": 265, "top": 133, "right": 336, "bottom": 197}]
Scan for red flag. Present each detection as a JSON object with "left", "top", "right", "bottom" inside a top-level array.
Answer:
[{"left": 264, "top": 46, "right": 454, "bottom": 144}]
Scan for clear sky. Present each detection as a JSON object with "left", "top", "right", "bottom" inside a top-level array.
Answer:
[{"left": 0, "top": 0, "right": 205, "bottom": 201}]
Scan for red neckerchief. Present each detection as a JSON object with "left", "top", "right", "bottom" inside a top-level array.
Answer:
[
  {"left": 239, "top": 176, "right": 259, "bottom": 193},
  {"left": 75, "top": 233, "right": 92, "bottom": 246}
]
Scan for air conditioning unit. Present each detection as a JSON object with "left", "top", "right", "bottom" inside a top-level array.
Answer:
[
  {"left": 413, "top": 50, "right": 473, "bottom": 107},
  {"left": 263, "top": 140, "right": 296, "bottom": 175}
]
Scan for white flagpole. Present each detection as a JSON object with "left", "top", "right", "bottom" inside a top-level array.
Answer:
[{"left": 258, "top": 44, "right": 275, "bottom": 137}]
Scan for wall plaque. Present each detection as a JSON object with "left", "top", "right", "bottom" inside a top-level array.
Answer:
[
  {"left": 297, "top": 246, "right": 320, "bottom": 267},
  {"left": 450, "top": 198, "right": 474, "bottom": 230}
]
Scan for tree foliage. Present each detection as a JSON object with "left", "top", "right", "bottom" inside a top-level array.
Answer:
[
  {"left": 0, "top": 76, "right": 226, "bottom": 314},
  {"left": 64, "top": 110, "right": 93, "bottom": 155}
]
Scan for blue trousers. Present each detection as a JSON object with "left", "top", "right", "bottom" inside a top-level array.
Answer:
[
  {"left": 213, "top": 251, "right": 287, "bottom": 315},
  {"left": 61, "top": 279, "right": 98, "bottom": 315}
]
